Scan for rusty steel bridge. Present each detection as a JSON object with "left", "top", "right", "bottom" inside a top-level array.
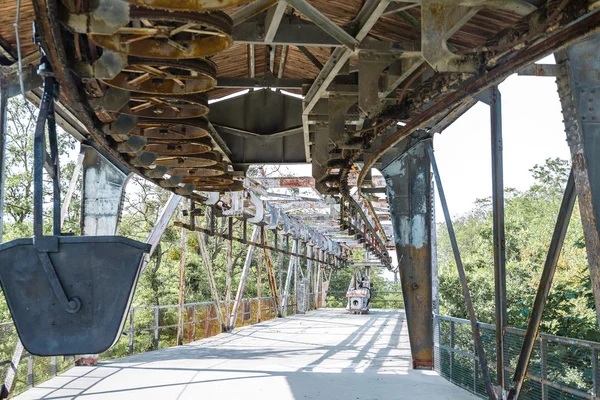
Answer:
[{"left": 0, "top": 0, "right": 598, "bottom": 399}]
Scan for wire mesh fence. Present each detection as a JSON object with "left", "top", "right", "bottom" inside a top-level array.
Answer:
[{"left": 434, "top": 315, "right": 600, "bottom": 399}]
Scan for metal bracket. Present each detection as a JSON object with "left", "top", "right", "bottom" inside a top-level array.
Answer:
[
  {"left": 248, "top": 192, "right": 265, "bottom": 224},
  {"left": 421, "top": 1, "right": 480, "bottom": 72},
  {"left": 328, "top": 94, "right": 358, "bottom": 147},
  {"left": 358, "top": 51, "right": 397, "bottom": 118},
  {"left": 64, "top": 0, "right": 130, "bottom": 35},
  {"left": 75, "top": 51, "right": 128, "bottom": 80}
]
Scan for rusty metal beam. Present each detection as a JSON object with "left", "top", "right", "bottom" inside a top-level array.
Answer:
[
  {"left": 556, "top": 32, "right": 600, "bottom": 328},
  {"left": 381, "top": 139, "right": 433, "bottom": 369}
]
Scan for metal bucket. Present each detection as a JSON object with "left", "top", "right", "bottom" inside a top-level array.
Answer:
[{"left": 0, "top": 236, "right": 150, "bottom": 356}]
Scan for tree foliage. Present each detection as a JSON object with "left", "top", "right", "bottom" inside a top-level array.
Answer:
[{"left": 437, "top": 157, "right": 599, "bottom": 341}]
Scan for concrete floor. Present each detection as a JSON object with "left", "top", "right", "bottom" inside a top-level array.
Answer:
[{"left": 16, "top": 309, "right": 478, "bottom": 399}]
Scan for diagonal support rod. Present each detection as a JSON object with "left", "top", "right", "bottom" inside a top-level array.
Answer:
[
  {"left": 428, "top": 143, "right": 496, "bottom": 400},
  {"left": 507, "top": 170, "right": 576, "bottom": 400},
  {"left": 230, "top": 226, "right": 260, "bottom": 328}
]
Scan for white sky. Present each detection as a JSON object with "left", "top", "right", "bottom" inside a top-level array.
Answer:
[{"left": 432, "top": 55, "right": 570, "bottom": 219}]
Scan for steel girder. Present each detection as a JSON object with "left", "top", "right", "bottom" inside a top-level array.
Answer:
[
  {"left": 556, "top": 32, "right": 600, "bottom": 327},
  {"left": 381, "top": 139, "right": 433, "bottom": 369}
]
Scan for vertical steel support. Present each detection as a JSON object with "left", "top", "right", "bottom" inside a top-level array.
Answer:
[
  {"left": 540, "top": 337, "right": 548, "bottom": 400},
  {"left": 557, "top": 33, "right": 600, "bottom": 328},
  {"left": 381, "top": 140, "right": 433, "bottom": 370},
  {"left": 81, "top": 146, "right": 129, "bottom": 235},
  {"left": 230, "top": 226, "right": 260, "bottom": 327},
  {"left": 177, "top": 217, "right": 187, "bottom": 346},
  {"left": 281, "top": 239, "right": 298, "bottom": 316},
  {"left": 507, "top": 172, "right": 576, "bottom": 400},
  {"left": 0, "top": 87, "right": 7, "bottom": 242},
  {"left": 154, "top": 307, "right": 159, "bottom": 350},
  {"left": 490, "top": 85, "right": 507, "bottom": 391},
  {"left": 428, "top": 144, "right": 496, "bottom": 399}
]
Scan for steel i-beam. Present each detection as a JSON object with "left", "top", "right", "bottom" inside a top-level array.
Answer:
[
  {"left": 557, "top": 32, "right": 600, "bottom": 327},
  {"left": 490, "top": 86, "right": 508, "bottom": 391},
  {"left": 381, "top": 140, "right": 433, "bottom": 369}
]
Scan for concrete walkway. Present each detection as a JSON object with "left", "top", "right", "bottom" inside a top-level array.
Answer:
[{"left": 16, "top": 309, "right": 478, "bottom": 399}]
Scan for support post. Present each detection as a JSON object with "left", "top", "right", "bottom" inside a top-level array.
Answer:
[
  {"left": 225, "top": 218, "right": 233, "bottom": 324},
  {"left": 154, "top": 306, "right": 159, "bottom": 350},
  {"left": 198, "top": 227, "right": 228, "bottom": 332},
  {"left": 80, "top": 146, "right": 129, "bottom": 236},
  {"left": 507, "top": 171, "right": 576, "bottom": 399},
  {"left": 0, "top": 87, "right": 7, "bottom": 241},
  {"left": 556, "top": 33, "right": 600, "bottom": 329},
  {"left": 490, "top": 85, "right": 507, "bottom": 392},
  {"left": 230, "top": 226, "right": 260, "bottom": 327},
  {"left": 129, "top": 308, "right": 135, "bottom": 355},
  {"left": 281, "top": 239, "right": 298, "bottom": 315},
  {"left": 177, "top": 218, "right": 187, "bottom": 346},
  {"left": 428, "top": 143, "right": 496, "bottom": 399},
  {"left": 381, "top": 139, "right": 433, "bottom": 370}
]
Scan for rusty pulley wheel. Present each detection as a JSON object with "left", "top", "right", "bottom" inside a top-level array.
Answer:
[
  {"left": 130, "top": 118, "right": 210, "bottom": 139},
  {"left": 89, "top": 9, "right": 233, "bottom": 59},
  {"left": 143, "top": 137, "right": 213, "bottom": 155},
  {"left": 124, "top": 0, "right": 252, "bottom": 12},
  {"left": 120, "top": 93, "right": 210, "bottom": 119},
  {"left": 168, "top": 162, "right": 227, "bottom": 177},
  {"left": 181, "top": 175, "right": 235, "bottom": 185},
  {"left": 194, "top": 180, "right": 244, "bottom": 192},
  {"left": 102, "top": 58, "right": 216, "bottom": 95},
  {"left": 154, "top": 153, "right": 219, "bottom": 168}
]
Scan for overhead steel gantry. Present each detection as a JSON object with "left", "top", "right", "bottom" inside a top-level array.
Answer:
[{"left": 0, "top": 1, "right": 598, "bottom": 400}]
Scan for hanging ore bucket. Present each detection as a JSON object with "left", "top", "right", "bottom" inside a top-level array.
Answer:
[
  {"left": 0, "top": 236, "right": 150, "bottom": 356},
  {"left": 0, "top": 57, "right": 150, "bottom": 356}
]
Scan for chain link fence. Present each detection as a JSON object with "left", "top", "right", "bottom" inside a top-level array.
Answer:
[{"left": 435, "top": 315, "right": 600, "bottom": 399}]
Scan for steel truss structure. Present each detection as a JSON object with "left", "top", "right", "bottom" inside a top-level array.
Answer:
[{"left": 0, "top": 1, "right": 598, "bottom": 400}]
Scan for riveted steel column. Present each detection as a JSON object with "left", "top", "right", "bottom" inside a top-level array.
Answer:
[
  {"left": 490, "top": 85, "right": 507, "bottom": 390},
  {"left": 0, "top": 87, "right": 6, "bottom": 242},
  {"left": 381, "top": 140, "right": 433, "bottom": 369},
  {"left": 556, "top": 33, "right": 600, "bottom": 327}
]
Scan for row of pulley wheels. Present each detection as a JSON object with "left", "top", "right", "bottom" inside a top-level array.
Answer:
[{"left": 64, "top": 0, "right": 249, "bottom": 192}]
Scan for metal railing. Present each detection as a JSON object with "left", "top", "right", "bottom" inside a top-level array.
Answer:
[
  {"left": 0, "top": 295, "right": 302, "bottom": 397},
  {"left": 435, "top": 315, "right": 600, "bottom": 399}
]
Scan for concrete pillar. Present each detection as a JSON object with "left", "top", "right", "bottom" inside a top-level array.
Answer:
[
  {"left": 557, "top": 33, "right": 600, "bottom": 326},
  {"left": 381, "top": 139, "right": 433, "bottom": 369},
  {"left": 80, "top": 146, "right": 130, "bottom": 236}
]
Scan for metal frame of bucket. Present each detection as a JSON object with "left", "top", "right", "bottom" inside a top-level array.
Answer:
[
  {"left": 0, "top": 56, "right": 150, "bottom": 355},
  {"left": 0, "top": 236, "right": 150, "bottom": 355}
]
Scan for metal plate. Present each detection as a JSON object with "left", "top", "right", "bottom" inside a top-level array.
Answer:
[
  {"left": 89, "top": 9, "right": 232, "bottom": 59},
  {"left": 0, "top": 236, "right": 150, "bottom": 356}
]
